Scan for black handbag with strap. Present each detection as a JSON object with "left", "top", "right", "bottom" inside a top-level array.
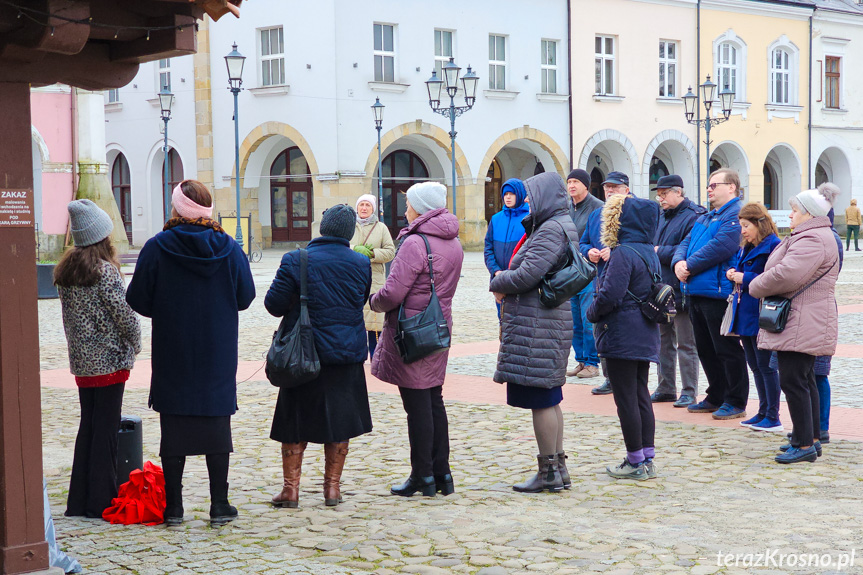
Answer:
[
  {"left": 394, "top": 233, "right": 451, "bottom": 364},
  {"left": 265, "top": 249, "right": 321, "bottom": 388},
  {"left": 538, "top": 220, "right": 597, "bottom": 308},
  {"left": 619, "top": 245, "right": 677, "bottom": 325},
  {"left": 758, "top": 258, "right": 837, "bottom": 333}
]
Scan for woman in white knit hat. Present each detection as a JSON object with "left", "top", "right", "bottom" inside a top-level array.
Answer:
[{"left": 350, "top": 193, "right": 395, "bottom": 359}]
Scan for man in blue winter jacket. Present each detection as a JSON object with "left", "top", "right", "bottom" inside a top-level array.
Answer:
[
  {"left": 484, "top": 178, "right": 529, "bottom": 318},
  {"left": 672, "top": 168, "right": 748, "bottom": 420}
]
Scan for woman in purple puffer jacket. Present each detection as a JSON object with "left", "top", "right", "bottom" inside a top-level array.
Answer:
[{"left": 370, "top": 182, "right": 464, "bottom": 498}]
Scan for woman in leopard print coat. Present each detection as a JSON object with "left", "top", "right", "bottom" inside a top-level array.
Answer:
[{"left": 55, "top": 199, "right": 141, "bottom": 518}]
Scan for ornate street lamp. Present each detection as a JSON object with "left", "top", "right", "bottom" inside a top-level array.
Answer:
[
  {"left": 425, "top": 57, "right": 479, "bottom": 217},
  {"left": 682, "top": 75, "right": 735, "bottom": 205},
  {"left": 225, "top": 42, "right": 246, "bottom": 251},
  {"left": 159, "top": 84, "right": 174, "bottom": 221},
  {"left": 371, "top": 98, "right": 385, "bottom": 221}
]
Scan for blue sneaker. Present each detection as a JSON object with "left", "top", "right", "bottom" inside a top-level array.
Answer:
[
  {"left": 751, "top": 418, "right": 784, "bottom": 432},
  {"left": 740, "top": 414, "right": 764, "bottom": 427},
  {"left": 687, "top": 400, "right": 719, "bottom": 413},
  {"left": 712, "top": 403, "right": 746, "bottom": 420}
]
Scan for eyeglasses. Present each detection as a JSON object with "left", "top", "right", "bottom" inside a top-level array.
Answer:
[
  {"left": 706, "top": 182, "right": 730, "bottom": 191},
  {"left": 603, "top": 184, "right": 627, "bottom": 191}
]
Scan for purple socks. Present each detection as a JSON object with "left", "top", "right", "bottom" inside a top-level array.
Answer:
[{"left": 627, "top": 447, "right": 655, "bottom": 464}]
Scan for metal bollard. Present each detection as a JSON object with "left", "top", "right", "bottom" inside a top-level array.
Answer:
[{"left": 117, "top": 415, "right": 143, "bottom": 485}]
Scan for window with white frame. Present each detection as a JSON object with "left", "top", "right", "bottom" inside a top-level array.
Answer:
[
  {"left": 489, "top": 34, "right": 506, "bottom": 90},
  {"left": 770, "top": 48, "right": 790, "bottom": 104},
  {"left": 434, "top": 29, "right": 454, "bottom": 79},
  {"left": 259, "top": 26, "right": 285, "bottom": 87},
  {"left": 373, "top": 23, "right": 395, "bottom": 83},
  {"left": 158, "top": 59, "right": 171, "bottom": 92},
  {"left": 825, "top": 56, "right": 841, "bottom": 109},
  {"left": 659, "top": 40, "right": 677, "bottom": 98},
  {"left": 107, "top": 89, "right": 120, "bottom": 103},
  {"left": 716, "top": 43, "right": 738, "bottom": 97},
  {"left": 541, "top": 40, "right": 557, "bottom": 94},
  {"left": 594, "top": 35, "right": 615, "bottom": 96},
  {"left": 713, "top": 31, "right": 748, "bottom": 103}
]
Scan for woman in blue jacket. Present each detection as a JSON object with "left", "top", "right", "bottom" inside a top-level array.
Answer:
[
  {"left": 586, "top": 194, "right": 661, "bottom": 481},
  {"left": 725, "top": 203, "right": 782, "bottom": 432},
  {"left": 483, "top": 179, "right": 528, "bottom": 318}
]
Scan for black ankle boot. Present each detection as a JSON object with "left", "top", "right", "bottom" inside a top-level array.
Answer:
[
  {"left": 209, "top": 481, "right": 238, "bottom": 527},
  {"left": 390, "top": 475, "right": 436, "bottom": 497},
  {"left": 162, "top": 456, "right": 185, "bottom": 526},
  {"left": 434, "top": 473, "right": 455, "bottom": 496},
  {"left": 513, "top": 455, "right": 564, "bottom": 493}
]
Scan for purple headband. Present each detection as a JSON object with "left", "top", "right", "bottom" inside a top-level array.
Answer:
[{"left": 171, "top": 181, "right": 213, "bottom": 219}]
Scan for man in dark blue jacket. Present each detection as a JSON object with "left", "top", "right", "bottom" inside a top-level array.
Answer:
[
  {"left": 672, "top": 168, "right": 748, "bottom": 419},
  {"left": 484, "top": 179, "right": 529, "bottom": 319},
  {"left": 652, "top": 175, "right": 706, "bottom": 408}
]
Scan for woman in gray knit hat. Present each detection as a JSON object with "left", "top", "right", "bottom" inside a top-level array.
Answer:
[{"left": 54, "top": 199, "right": 142, "bottom": 518}]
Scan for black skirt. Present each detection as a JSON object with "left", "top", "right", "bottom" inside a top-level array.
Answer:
[
  {"left": 507, "top": 382, "right": 563, "bottom": 409},
  {"left": 270, "top": 363, "right": 372, "bottom": 444},
  {"left": 159, "top": 414, "right": 233, "bottom": 457}
]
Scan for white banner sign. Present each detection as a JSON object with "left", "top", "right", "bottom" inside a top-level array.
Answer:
[{"left": 769, "top": 210, "right": 791, "bottom": 228}]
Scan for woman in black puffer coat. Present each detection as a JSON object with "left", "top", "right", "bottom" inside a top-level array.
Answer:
[
  {"left": 586, "top": 193, "right": 661, "bottom": 481},
  {"left": 490, "top": 172, "right": 580, "bottom": 493}
]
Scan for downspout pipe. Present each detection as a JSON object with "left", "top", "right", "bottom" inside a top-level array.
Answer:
[
  {"left": 567, "top": 0, "right": 573, "bottom": 169},
  {"left": 808, "top": 11, "right": 813, "bottom": 188},
  {"left": 696, "top": 0, "right": 702, "bottom": 205}
]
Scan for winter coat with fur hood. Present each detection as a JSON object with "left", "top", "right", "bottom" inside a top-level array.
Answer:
[
  {"left": 490, "top": 172, "right": 580, "bottom": 389},
  {"left": 586, "top": 194, "right": 662, "bottom": 363}
]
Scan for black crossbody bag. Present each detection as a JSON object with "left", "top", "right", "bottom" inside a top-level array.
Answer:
[
  {"left": 759, "top": 259, "right": 836, "bottom": 333},
  {"left": 538, "top": 220, "right": 597, "bottom": 308}
]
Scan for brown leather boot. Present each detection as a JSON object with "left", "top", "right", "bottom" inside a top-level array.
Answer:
[
  {"left": 512, "top": 455, "right": 564, "bottom": 493},
  {"left": 557, "top": 452, "right": 571, "bottom": 490},
  {"left": 271, "top": 442, "right": 306, "bottom": 508},
  {"left": 323, "top": 442, "right": 349, "bottom": 506}
]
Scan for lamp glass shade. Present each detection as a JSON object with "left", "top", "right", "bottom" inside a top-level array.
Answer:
[
  {"left": 372, "top": 97, "right": 384, "bottom": 124},
  {"left": 442, "top": 57, "right": 461, "bottom": 91},
  {"left": 225, "top": 43, "right": 246, "bottom": 82},
  {"left": 682, "top": 87, "right": 697, "bottom": 121},
  {"left": 719, "top": 85, "right": 735, "bottom": 117},
  {"left": 425, "top": 70, "right": 443, "bottom": 108},
  {"left": 461, "top": 65, "right": 479, "bottom": 105},
  {"left": 699, "top": 75, "right": 716, "bottom": 107},
  {"left": 158, "top": 87, "right": 174, "bottom": 116}
]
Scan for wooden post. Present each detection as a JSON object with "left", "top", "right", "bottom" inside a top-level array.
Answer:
[{"left": 0, "top": 83, "right": 51, "bottom": 574}]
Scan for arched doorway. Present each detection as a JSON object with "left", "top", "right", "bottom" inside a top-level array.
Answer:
[
  {"left": 162, "top": 149, "right": 183, "bottom": 221},
  {"left": 112, "top": 154, "right": 132, "bottom": 243},
  {"left": 485, "top": 158, "right": 503, "bottom": 223},
  {"left": 763, "top": 163, "right": 777, "bottom": 209},
  {"left": 590, "top": 167, "right": 605, "bottom": 200},
  {"left": 270, "top": 147, "right": 312, "bottom": 242},
  {"left": 381, "top": 150, "right": 429, "bottom": 238},
  {"left": 763, "top": 145, "right": 802, "bottom": 208},
  {"left": 815, "top": 147, "right": 852, "bottom": 211},
  {"left": 649, "top": 157, "right": 669, "bottom": 189},
  {"left": 709, "top": 142, "right": 750, "bottom": 200}
]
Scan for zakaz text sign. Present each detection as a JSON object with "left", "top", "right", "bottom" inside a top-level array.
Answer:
[{"left": 0, "top": 188, "right": 34, "bottom": 227}]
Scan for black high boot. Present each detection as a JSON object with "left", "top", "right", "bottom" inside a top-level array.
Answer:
[
  {"left": 161, "top": 456, "right": 185, "bottom": 526},
  {"left": 207, "top": 453, "right": 238, "bottom": 527},
  {"left": 513, "top": 455, "right": 564, "bottom": 493}
]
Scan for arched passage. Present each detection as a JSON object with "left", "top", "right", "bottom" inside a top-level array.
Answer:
[
  {"left": 815, "top": 146, "right": 852, "bottom": 212},
  {"left": 763, "top": 144, "right": 802, "bottom": 209},
  {"left": 709, "top": 141, "right": 751, "bottom": 200},
  {"left": 641, "top": 131, "right": 698, "bottom": 194},
  {"left": 578, "top": 130, "right": 640, "bottom": 196}
]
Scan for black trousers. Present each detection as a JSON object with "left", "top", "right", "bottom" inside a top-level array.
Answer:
[
  {"left": 606, "top": 359, "right": 655, "bottom": 454},
  {"left": 398, "top": 386, "right": 450, "bottom": 477},
  {"left": 66, "top": 383, "right": 125, "bottom": 518},
  {"left": 368, "top": 331, "right": 379, "bottom": 360},
  {"left": 690, "top": 296, "right": 749, "bottom": 408},
  {"left": 777, "top": 351, "right": 821, "bottom": 446}
]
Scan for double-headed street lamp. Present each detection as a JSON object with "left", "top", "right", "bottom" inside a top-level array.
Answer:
[
  {"left": 225, "top": 42, "right": 246, "bottom": 251},
  {"left": 158, "top": 85, "right": 174, "bottom": 221},
  {"left": 683, "top": 75, "right": 735, "bottom": 205},
  {"left": 425, "top": 57, "right": 479, "bottom": 217},
  {"left": 372, "top": 97, "right": 385, "bottom": 221}
]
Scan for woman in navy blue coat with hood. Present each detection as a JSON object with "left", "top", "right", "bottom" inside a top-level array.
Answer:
[
  {"left": 483, "top": 179, "right": 528, "bottom": 318},
  {"left": 126, "top": 180, "right": 255, "bottom": 527},
  {"left": 586, "top": 194, "right": 661, "bottom": 481}
]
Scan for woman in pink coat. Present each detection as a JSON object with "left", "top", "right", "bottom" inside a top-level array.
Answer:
[{"left": 370, "top": 182, "right": 464, "bottom": 498}]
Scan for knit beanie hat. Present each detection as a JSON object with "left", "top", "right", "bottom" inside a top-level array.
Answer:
[
  {"left": 795, "top": 188, "right": 833, "bottom": 218},
  {"left": 68, "top": 199, "right": 113, "bottom": 247},
  {"left": 356, "top": 193, "right": 377, "bottom": 213},
  {"left": 566, "top": 168, "right": 591, "bottom": 191},
  {"left": 320, "top": 204, "right": 357, "bottom": 240},
  {"left": 406, "top": 181, "right": 447, "bottom": 215}
]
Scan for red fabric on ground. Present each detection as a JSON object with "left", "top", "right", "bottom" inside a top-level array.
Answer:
[{"left": 102, "top": 461, "right": 165, "bottom": 525}]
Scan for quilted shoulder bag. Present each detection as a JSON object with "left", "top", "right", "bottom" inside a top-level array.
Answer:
[
  {"left": 394, "top": 233, "right": 451, "bottom": 363},
  {"left": 538, "top": 220, "right": 597, "bottom": 308},
  {"left": 759, "top": 258, "right": 836, "bottom": 333},
  {"left": 619, "top": 245, "right": 676, "bottom": 325},
  {"left": 265, "top": 249, "right": 321, "bottom": 388}
]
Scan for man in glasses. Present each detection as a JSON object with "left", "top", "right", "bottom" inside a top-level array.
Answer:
[
  {"left": 652, "top": 175, "right": 705, "bottom": 408},
  {"left": 578, "top": 171, "right": 632, "bottom": 395},
  {"left": 672, "top": 169, "right": 748, "bottom": 420}
]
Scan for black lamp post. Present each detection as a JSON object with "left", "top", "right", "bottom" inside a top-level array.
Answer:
[
  {"left": 683, "top": 75, "right": 734, "bottom": 205},
  {"left": 158, "top": 85, "right": 174, "bottom": 221},
  {"left": 225, "top": 42, "right": 246, "bottom": 251},
  {"left": 425, "top": 57, "right": 479, "bottom": 217},
  {"left": 372, "top": 97, "right": 385, "bottom": 221}
]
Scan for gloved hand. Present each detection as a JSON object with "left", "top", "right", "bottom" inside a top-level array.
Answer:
[{"left": 354, "top": 245, "right": 373, "bottom": 258}]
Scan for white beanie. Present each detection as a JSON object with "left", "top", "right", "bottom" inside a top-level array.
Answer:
[
  {"left": 795, "top": 189, "right": 832, "bottom": 217},
  {"left": 406, "top": 182, "right": 447, "bottom": 215},
  {"left": 356, "top": 194, "right": 377, "bottom": 213}
]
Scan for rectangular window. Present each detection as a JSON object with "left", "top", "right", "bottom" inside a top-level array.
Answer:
[
  {"left": 107, "top": 89, "right": 120, "bottom": 103},
  {"left": 770, "top": 49, "right": 790, "bottom": 104},
  {"left": 717, "top": 43, "right": 737, "bottom": 98},
  {"left": 434, "top": 29, "right": 454, "bottom": 79},
  {"left": 373, "top": 23, "right": 395, "bottom": 83},
  {"left": 594, "top": 35, "right": 615, "bottom": 95},
  {"left": 541, "top": 40, "right": 557, "bottom": 94},
  {"left": 489, "top": 34, "right": 506, "bottom": 90},
  {"left": 658, "top": 40, "right": 677, "bottom": 98},
  {"left": 259, "top": 27, "right": 285, "bottom": 87},
  {"left": 825, "top": 56, "right": 840, "bottom": 109},
  {"left": 158, "top": 59, "right": 171, "bottom": 92}
]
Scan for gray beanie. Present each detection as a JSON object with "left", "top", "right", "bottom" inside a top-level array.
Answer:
[
  {"left": 320, "top": 204, "right": 356, "bottom": 240},
  {"left": 406, "top": 181, "right": 447, "bottom": 215},
  {"left": 68, "top": 199, "right": 113, "bottom": 247}
]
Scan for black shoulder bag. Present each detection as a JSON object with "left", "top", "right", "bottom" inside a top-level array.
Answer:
[
  {"left": 759, "top": 259, "right": 837, "bottom": 333},
  {"left": 265, "top": 249, "right": 321, "bottom": 388},
  {"left": 394, "top": 234, "right": 451, "bottom": 364},
  {"left": 538, "top": 220, "right": 597, "bottom": 308},
  {"left": 620, "top": 245, "right": 677, "bottom": 325}
]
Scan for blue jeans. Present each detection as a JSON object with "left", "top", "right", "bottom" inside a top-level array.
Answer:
[
  {"left": 571, "top": 282, "right": 599, "bottom": 367},
  {"left": 740, "top": 335, "right": 780, "bottom": 421},
  {"left": 816, "top": 375, "right": 830, "bottom": 432}
]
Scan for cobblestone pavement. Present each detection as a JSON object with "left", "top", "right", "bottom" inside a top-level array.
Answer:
[{"left": 39, "top": 249, "right": 863, "bottom": 574}]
